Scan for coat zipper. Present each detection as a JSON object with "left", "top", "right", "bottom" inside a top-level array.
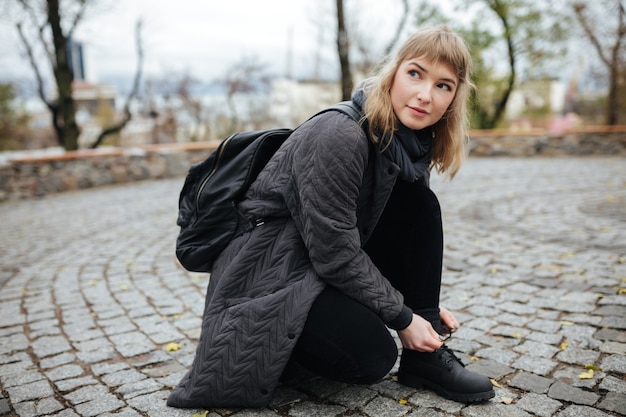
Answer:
[{"left": 195, "top": 133, "right": 236, "bottom": 212}]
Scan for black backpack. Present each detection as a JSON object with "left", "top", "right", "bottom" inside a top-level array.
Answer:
[{"left": 175, "top": 101, "right": 363, "bottom": 272}]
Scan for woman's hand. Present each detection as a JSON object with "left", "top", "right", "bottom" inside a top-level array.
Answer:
[
  {"left": 439, "top": 306, "right": 460, "bottom": 335},
  {"left": 397, "top": 314, "right": 442, "bottom": 352}
]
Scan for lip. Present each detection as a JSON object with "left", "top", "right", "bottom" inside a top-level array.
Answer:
[{"left": 408, "top": 105, "right": 429, "bottom": 117}]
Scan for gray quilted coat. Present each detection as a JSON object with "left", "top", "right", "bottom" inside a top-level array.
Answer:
[{"left": 167, "top": 104, "right": 410, "bottom": 409}]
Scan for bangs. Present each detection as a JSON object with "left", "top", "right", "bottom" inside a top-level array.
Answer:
[{"left": 398, "top": 27, "right": 470, "bottom": 81}]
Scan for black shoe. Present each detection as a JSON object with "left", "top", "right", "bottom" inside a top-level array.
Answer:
[{"left": 397, "top": 345, "right": 495, "bottom": 403}]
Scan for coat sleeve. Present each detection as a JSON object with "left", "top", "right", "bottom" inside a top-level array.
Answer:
[{"left": 284, "top": 112, "right": 411, "bottom": 326}]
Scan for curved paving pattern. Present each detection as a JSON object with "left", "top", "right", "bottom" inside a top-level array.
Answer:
[{"left": 1, "top": 157, "right": 625, "bottom": 417}]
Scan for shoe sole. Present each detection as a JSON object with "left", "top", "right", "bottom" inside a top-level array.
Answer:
[{"left": 397, "top": 372, "right": 495, "bottom": 404}]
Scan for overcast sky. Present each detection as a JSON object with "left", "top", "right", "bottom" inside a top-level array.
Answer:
[{"left": 0, "top": 0, "right": 412, "bottom": 89}]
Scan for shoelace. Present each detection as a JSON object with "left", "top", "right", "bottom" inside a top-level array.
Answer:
[{"left": 437, "top": 345, "right": 465, "bottom": 369}]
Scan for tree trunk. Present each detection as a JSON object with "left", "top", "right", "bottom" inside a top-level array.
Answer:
[
  {"left": 336, "top": 0, "right": 353, "bottom": 101},
  {"left": 48, "top": 0, "right": 80, "bottom": 150},
  {"left": 485, "top": 0, "right": 516, "bottom": 129}
]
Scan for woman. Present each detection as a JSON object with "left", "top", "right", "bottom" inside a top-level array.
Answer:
[{"left": 168, "top": 25, "right": 495, "bottom": 409}]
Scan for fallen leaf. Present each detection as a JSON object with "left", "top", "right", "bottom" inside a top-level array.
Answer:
[
  {"left": 166, "top": 342, "right": 181, "bottom": 352},
  {"left": 579, "top": 369, "right": 594, "bottom": 379},
  {"left": 119, "top": 284, "right": 129, "bottom": 290},
  {"left": 499, "top": 397, "right": 514, "bottom": 404},
  {"left": 398, "top": 399, "right": 408, "bottom": 405},
  {"left": 490, "top": 379, "right": 502, "bottom": 388},
  {"left": 560, "top": 321, "right": 575, "bottom": 326},
  {"left": 192, "top": 412, "right": 209, "bottom": 417},
  {"left": 560, "top": 341, "right": 569, "bottom": 350},
  {"left": 512, "top": 332, "right": 522, "bottom": 339},
  {"left": 469, "top": 356, "right": 480, "bottom": 361},
  {"left": 585, "top": 364, "right": 602, "bottom": 371},
  {"left": 560, "top": 252, "right": 574, "bottom": 259},
  {"left": 618, "top": 288, "right": 626, "bottom": 295},
  {"left": 490, "top": 267, "right": 499, "bottom": 274}
]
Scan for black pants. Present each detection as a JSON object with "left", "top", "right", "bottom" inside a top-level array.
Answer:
[{"left": 290, "top": 181, "right": 444, "bottom": 384}]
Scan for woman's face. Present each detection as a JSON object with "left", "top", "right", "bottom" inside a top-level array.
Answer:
[{"left": 390, "top": 56, "right": 458, "bottom": 131}]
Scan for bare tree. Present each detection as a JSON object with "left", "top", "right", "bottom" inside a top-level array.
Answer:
[
  {"left": 336, "top": 0, "right": 353, "bottom": 101},
  {"left": 14, "top": 0, "right": 144, "bottom": 150},
  {"left": 574, "top": 0, "right": 626, "bottom": 125},
  {"left": 16, "top": 0, "right": 86, "bottom": 150}
]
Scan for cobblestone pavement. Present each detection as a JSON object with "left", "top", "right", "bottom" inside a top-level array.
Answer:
[{"left": 1, "top": 157, "right": 625, "bottom": 417}]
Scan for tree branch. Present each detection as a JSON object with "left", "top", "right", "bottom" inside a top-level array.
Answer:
[
  {"left": 67, "top": 0, "right": 89, "bottom": 39},
  {"left": 574, "top": 3, "right": 611, "bottom": 66},
  {"left": 91, "top": 19, "right": 144, "bottom": 148},
  {"left": 384, "top": 0, "right": 409, "bottom": 56},
  {"left": 16, "top": 22, "right": 52, "bottom": 110}
]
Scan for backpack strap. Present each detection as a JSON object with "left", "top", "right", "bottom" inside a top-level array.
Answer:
[{"left": 312, "top": 100, "right": 363, "bottom": 124}]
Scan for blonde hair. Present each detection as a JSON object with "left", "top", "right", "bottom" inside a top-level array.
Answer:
[{"left": 363, "top": 25, "right": 473, "bottom": 178}]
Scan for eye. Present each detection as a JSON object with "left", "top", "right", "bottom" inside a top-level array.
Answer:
[
  {"left": 437, "top": 83, "right": 453, "bottom": 92},
  {"left": 408, "top": 69, "right": 421, "bottom": 79}
]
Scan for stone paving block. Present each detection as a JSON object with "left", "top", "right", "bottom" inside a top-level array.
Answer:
[
  {"left": 553, "top": 366, "right": 603, "bottom": 389},
  {"left": 595, "top": 328, "right": 626, "bottom": 343},
  {"left": 526, "top": 332, "right": 563, "bottom": 345},
  {"left": 39, "top": 353, "right": 77, "bottom": 369},
  {"left": 560, "top": 325, "right": 601, "bottom": 348},
  {"left": 527, "top": 318, "right": 562, "bottom": 333},
  {"left": 561, "top": 313, "right": 603, "bottom": 326},
  {"left": 370, "top": 379, "right": 416, "bottom": 399},
  {"left": 515, "top": 392, "right": 562, "bottom": 417},
  {"left": 101, "top": 368, "right": 146, "bottom": 387},
  {"left": 554, "top": 404, "right": 614, "bottom": 417},
  {"left": 491, "top": 325, "right": 530, "bottom": 339},
  {"left": 31, "top": 335, "right": 72, "bottom": 358},
  {"left": 600, "top": 353, "right": 626, "bottom": 374},
  {"left": 117, "top": 378, "right": 165, "bottom": 399},
  {"left": 407, "top": 389, "right": 464, "bottom": 414},
  {"left": 597, "top": 392, "right": 626, "bottom": 415},
  {"left": 326, "top": 386, "right": 377, "bottom": 408},
  {"left": 361, "top": 396, "right": 411, "bottom": 417},
  {"left": 46, "top": 364, "right": 85, "bottom": 382},
  {"left": 514, "top": 340, "right": 560, "bottom": 358},
  {"left": 547, "top": 381, "right": 599, "bottom": 406},
  {"left": 127, "top": 391, "right": 206, "bottom": 416},
  {"left": 64, "top": 384, "right": 110, "bottom": 405},
  {"left": 5, "top": 378, "right": 54, "bottom": 403},
  {"left": 599, "top": 341, "right": 626, "bottom": 355},
  {"left": 512, "top": 355, "right": 557, "bottom": 376},
  {"left": 474, "top": 346, "right": 519, "bottom": 364},
  {"left": 0, "top": 369, "right": 45, "bottom": 388},
  {"left": 99, "top": 409, "right": 143, "bottom": 417},
  {"left": 508, "top": 372, "right": 553, "bottom": 394},
  {"left": 461, "top": 403, "right": 532, "bottom": 417},
  {"left": 599, "top": 375, "right": 626, "bottom": 394},
  {"left": 232, "top": 409, "right": 282, "bottom": 416},
  {"left": 55, "top": 376, "right": 99, "bottom": 392},
  {"left": 0, "top": 332, "right": 29, "bottom": 355},
  {"left": 76, "top": 347, "right": 117, "bottom": 363},
  {"left": 556, "top": 347, "right": 600, "bottom": 366},
  {"left": 109, "top": 332, "right": 155, "bottom": 358},
  {"left": 467, "top": 359, "right": 514, "bottom": 380},
  {"left": 0, "top": 398, "right": 10, "bottom": 414},
  {"left": 91, "top": 362, "right": 130, "bottom": 376},
  {"left": 74, "top": 395, "right": 125, "bottom": 417}
]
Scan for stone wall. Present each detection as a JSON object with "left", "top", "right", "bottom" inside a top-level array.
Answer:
[{"left": 1, "top": 129, "right": 624, "bottom": 202}]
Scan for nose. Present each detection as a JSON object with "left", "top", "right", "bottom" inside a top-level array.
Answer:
[{"left": 417, "top": 86, "right": 432, "bottom": 104}]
